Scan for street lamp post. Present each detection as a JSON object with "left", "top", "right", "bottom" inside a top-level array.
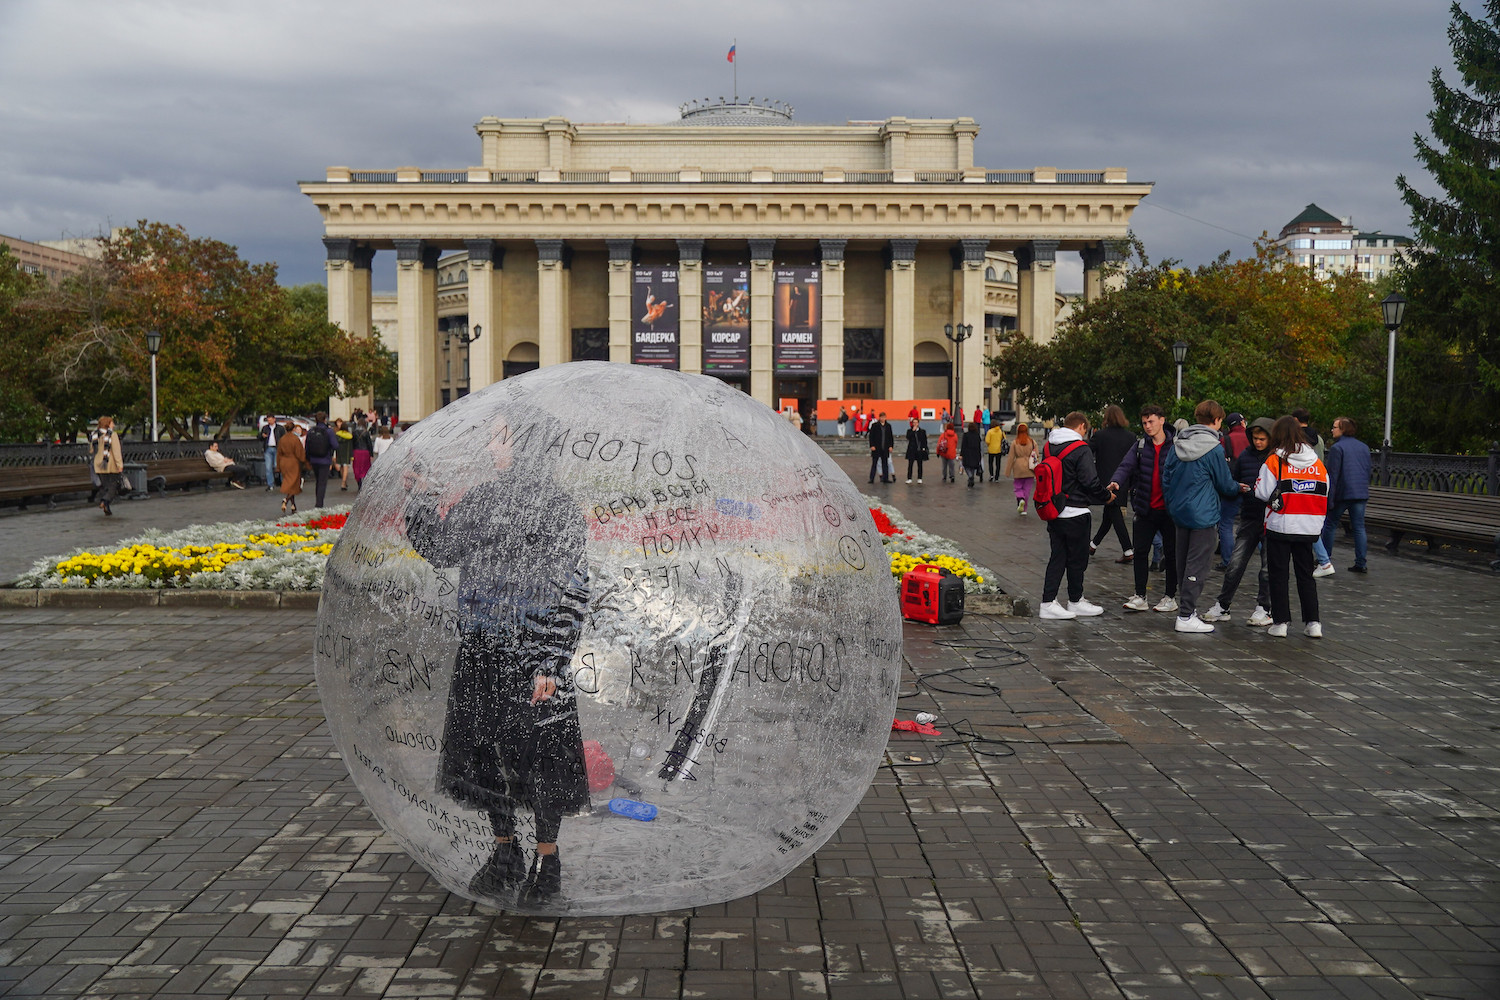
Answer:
[
  {"left": 1380, "top": 293, "right": 1407, "bottom": 448},
  {"left": 146, "top": 329, "right": 162, "bottom": 442},
  {"left": 448, "top": 322, "right": 481, "bottom": 396},
  {"left": 1172, "top": 340, "right": 1189, "bottom": 401},
  {"left": 944, "top": 322, "right": 974, "bottom": 421}
]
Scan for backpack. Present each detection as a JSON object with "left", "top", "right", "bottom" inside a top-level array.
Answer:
[
  {"left": 936, "top": 433, "right": 956, "bottom": 459},
  {"left": 1033, "top": 440, "right": 1085, "bottom": 521},
  {"left": 304, "top": 424, "right": 332, "bottom": 459}
]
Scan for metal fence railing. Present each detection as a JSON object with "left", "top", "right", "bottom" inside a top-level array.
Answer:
[{"left": 1376, "top": 446, "right": 1500, "bottom": 496}]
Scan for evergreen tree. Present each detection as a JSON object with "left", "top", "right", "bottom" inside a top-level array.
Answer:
[{"left": 1396, "top": 1, "right": 1500, "bottom": 411}]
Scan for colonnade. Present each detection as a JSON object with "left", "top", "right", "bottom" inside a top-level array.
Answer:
[{"left": 324, "top": 236, "right": 1126, "bottom": 421}]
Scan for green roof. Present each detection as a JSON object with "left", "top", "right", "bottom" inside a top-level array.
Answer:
[{"left": 1285, "top": 203, "right": 1343, "bottom": 227}]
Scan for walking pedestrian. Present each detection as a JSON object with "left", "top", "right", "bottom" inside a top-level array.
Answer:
[
  {"left": 903, "top": 417, "right": 929, "bottom": 483},
  {"left": 334, "top": 418, "right": 354, "bottom": 491},
  {"left": 258, "top": 414, "right": 278, "bottom": 490},
  {"left": 1109, "top": 404, "right": 1180, "bottom": 613},
  {"left": 984, "top": 421, "right": 1006, "bottom": 482},
  {"left": 936, "top": 423, "right": 959, "bottom": 483},
  {"left": 1006, "top": 422, "right": 1036, "bottom": 513},
  {"left": 1038, "top": 412, "right": 1111, "bottom": 620},
  {"left": 1202, "top": 417, "right": 1275, "bottom": 626},
  {"left": 90, "top": 416, "right": 124, "bottom": 516},
  {"left": 868, "top": 413, "right": 895, "bottom": 484},
  {"left": 350, "top": 416, "right": 374, "bottom": 488},
  {"left": 373, "top": 425, "right": 393, "bottom": 459},
  {"left": 276, "top": 419, "right": 308, "bottom": 515},
  {"left": 837, "top": 406, "right": 849, "bottom": 438},
  {"left": 1255, "top": 415, "right": 1328, "bottom": 638},
  {"left": 960, "top": 421, "right": 983, "bottom": 487},
  {"left": 1320, "top": 417, "right": 1372, "bottom": 574},
  {"left": 304, "top": 412, "right": 338, "bottom": 508},
  {"left": 1161, "top": 400, "right": 1241, "bottom": 633},
  {"left": 1088, "top": 404, "right": 1135, "bottom": 562}
]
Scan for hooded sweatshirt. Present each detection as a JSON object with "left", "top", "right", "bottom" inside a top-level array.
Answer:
[
  {"left": 1161, "top": 425, "right": 1240, "bottom": 529},
  {"left": 1045, "top": 427, "right": 1108, "bottom": 518},
  {"left": 1254, "top": 444, "right": 1328, "bottom": 536}
]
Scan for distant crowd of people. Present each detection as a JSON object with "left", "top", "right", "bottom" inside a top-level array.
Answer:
[{"left": 257, "top": 410, "right": 399, "bottom": 514}]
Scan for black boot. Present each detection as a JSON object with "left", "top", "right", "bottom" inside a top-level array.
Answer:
[
  {"left": 468, "top": 839, "right": 527, "bottom": 896},
  {"left": 521, "top": 852, "right": 561, "bottom": 903}
]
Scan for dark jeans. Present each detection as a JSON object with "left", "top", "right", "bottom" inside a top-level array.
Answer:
[
  {"left": 987, "top": 453, "right": 1003, "bottom": 479},
  {"left": 1218, "top": 496, "right": 1241, "bottom": 564},
  {"left": 488, "top": 806, "right": 561, "bottom": 845},
  {"left": 1132, "top": 507, "right": 1178, "bottom": 598},
  {"left": 1266, "top": 531, "right": 1320, "bottom": 625},
  {"left": 1174, "top": 525, "right": 1219, "bottom": 619},
  {"left": 313, "top": 463, "right": 332, "bottom": 507},
  {"left": 1320, "top": 498, "right": 1368, "bottom": 569},
  {"left": 223, "top": 463, "right": 250, "bottom": 487},
  {"left": 1092, "top": 504, "right": 1131, "bottom": 553},
  {"left": 869, "top": 454, "right": 891, "bottom": 482},
  {"left": 1216, "top": 518, "right": 1269, "bottom": 612},
  {"left": 906, "top": 458, "right": 924, "bottom": 480},
  {"left": 1042, "top": 513, "right": 1092, "bottom": 603}
]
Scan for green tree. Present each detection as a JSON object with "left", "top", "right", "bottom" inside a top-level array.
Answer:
[
  {"left": 0, "top": 244, "right": 50, "bottom": 440},
  {"left": 1394, "top": 0, "right": 1500, "bottom": 447}
]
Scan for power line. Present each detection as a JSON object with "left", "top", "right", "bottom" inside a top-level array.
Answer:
[{"left": 1140, "top": 200, "right": 1260, "bottom": 242}]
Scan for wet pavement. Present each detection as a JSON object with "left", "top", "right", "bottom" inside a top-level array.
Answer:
[{"left": 0, "top": 449, "right": 1496, "bottom": 998}]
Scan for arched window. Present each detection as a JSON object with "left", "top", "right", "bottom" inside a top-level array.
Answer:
[
  {"left": 457, "top": 269, "right": 467, "bottom": 283},
  {"left": 985, "top": 266, "right": 997, "bottom": 281},
  {"left": 1002, "top": 269, "right": 1014, "bottom": 283}
]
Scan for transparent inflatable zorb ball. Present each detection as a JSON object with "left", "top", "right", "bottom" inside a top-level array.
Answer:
[{"left": 315, "top": 362, "right": 903, "bottom": 914}]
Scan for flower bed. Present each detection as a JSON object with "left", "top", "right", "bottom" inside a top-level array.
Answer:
[
  {"left": 16, "top": 506, "right": 352, "bottom": 591},
  {"left": 866, "top": 495, "right": 1000, "bottom": 594}
]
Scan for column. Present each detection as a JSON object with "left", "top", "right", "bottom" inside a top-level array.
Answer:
[
  {"left": 394, "top": 239, "right": 440, "bottom": 420},
  {"left": 955, "top": 239, "right": 989, "bottom": 416},
  {"left": 1081, "top": 241, "right": 1127, "bottom": 302},
  {"left": 677, "top": 239, "right": 703, "bottom": 374},
  {"left": 464, "top": 240, "right": 503, "bottom": 390},
  {"left": 819, "top": 239, "right": 847, "bottom": 401},
  {"left": 1016, "top": 239, "right": 1059, "bottom": 345},
  {"left": 607, "top": 239, "right": 633, "bottom": 364},
  {"left": 324, "top": 238, "right": 374, "bottom": 419},
  {"left": 884, "top": 239, "right": 917, "bottom": 402},
  {"left": 536, "top": 239, "right": 570, "bottom": 367},
  {"left": 749, "top": 238, "right": 775, "bottom": 405}
]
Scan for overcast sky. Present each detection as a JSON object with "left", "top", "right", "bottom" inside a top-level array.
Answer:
[{"left": 0, "top": 1, "right": 1461, "bottom": 292}]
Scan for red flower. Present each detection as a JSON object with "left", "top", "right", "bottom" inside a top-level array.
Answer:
[
  {"left": 277, "top": 513, "right": 348, "bottom": 531},
  {"left": 869, "top": 508, "right": 902, "bottom": 537}
]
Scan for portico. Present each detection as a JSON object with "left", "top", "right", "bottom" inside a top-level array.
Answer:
[{"left": 301, "top": 105, "right": 1150, "bottom": 421}]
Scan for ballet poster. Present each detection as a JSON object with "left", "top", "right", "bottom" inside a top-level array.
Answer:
[
  {"left": 631, "top": 267, "right": 679, "bottom": 368},
  {"left": 773, "top": 268, "right": 820, "bottom": 374},
  {"left": 702, "top": 265, "right": 750, "bottom": 375}
]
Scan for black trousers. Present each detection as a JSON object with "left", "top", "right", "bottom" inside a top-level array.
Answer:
[
  {"left": 869, "top": 454, "right": 891, "bottom": 482},
  {"left": 1042, "top": 513, "right": 1092, "bottom": 603},
  {"left": 223, "top": 463, "right": 250, "bottom": 487},
  {"left": 1132, "top": 507, "right": 1178, "bottom": 598},
  {"left": 1217, "top": 518, "right": 1269, "bottom": 612},
  {"left": 1092, "top": 504, "right": 1131, "bottom": 553},
  {"left": 987, "top": 453, "right": 1003, "bottom": 479},
  {"left": 906, "top": 458, "right": 924, "bottom": 480},
  {"left": 313, "top": 464, "right": 332, "bottom": 507},
  {"left": 488, "top": 806, "right": 562, "bottom": 845},
  {"left": 1266, "top": 530, "right": 1320, "bottom": 625}
]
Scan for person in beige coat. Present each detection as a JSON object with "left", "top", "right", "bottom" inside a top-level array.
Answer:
[
  {"left": 275, "top": 421, "right": 308, "bottom": 514},
  {"left": 91, "top": 416, "right": 125, "bottom": 516},
  {"left": 1005, "top": 422, "right": 1037, "bottom": 515}
]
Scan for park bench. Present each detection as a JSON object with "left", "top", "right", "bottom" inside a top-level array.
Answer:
[
  {"left": 144, "top": 457, "right": 233, "bottom": 494},
  {"left": 0, "top": 466, "right": 97, "bottom": 509},
  {"left": 1360, "top": 485, "right": 1500, "bottom": 570}
]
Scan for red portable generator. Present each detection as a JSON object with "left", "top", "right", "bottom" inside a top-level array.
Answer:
[{"left": 900, "top": 564, "right": 965, "bottom": 625}]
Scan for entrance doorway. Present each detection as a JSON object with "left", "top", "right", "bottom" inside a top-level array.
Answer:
[{"left": 776, "top": 377, "right": 817, "bottom": 435}]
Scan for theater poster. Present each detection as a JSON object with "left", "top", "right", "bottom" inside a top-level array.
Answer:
[
  {"left": 632, "top": 267, "right": 679, "bottom": 368},
  {"left": 701, "top": 265, "right": 750, "bottom": 375},
  {"left": 773, "top": 268, "right": 820, "bottom": 374}
]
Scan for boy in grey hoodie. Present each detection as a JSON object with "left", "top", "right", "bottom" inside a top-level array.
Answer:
[{"left": 1160, "top": 400, "right": 1241, "bottom": 633}]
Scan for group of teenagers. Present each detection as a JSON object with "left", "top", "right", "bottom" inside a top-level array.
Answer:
[{"left": 1032, "top": 400, "right": 1373, "bottom": 637}]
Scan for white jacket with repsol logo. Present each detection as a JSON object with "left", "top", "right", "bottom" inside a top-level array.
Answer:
[{"left": 1253, "top": 444, "right": 1329, "bottom": 536}]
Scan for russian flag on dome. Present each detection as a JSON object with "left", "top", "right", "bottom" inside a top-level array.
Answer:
[{"left": 727, "top": 44, "right": 736, "bottom": 63}]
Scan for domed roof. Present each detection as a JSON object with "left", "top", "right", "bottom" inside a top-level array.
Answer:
[{"left": 674, "top": 97, "right": 795, "bottom": 126}]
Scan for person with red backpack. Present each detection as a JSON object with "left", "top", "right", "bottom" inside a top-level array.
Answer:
[
  {"left": 1037, "top": 412, "right": 1111, "bottom": 621},
  {"left": 935, "top": 423, "right": 959, "bottom": 482}
]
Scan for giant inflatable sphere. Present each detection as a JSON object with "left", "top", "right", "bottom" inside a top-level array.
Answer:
[{"left": 315, "top": 363, "right": 903, "bottom": 914}]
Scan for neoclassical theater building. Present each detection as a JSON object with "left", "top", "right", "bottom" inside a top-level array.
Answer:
[{"left": 299, "top": 99, "right": 1150, "bottom": 422}]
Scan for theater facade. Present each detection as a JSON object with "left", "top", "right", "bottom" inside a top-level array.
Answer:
[{"left": 299, "top": 100, "right": 1150, "bottom": 422}]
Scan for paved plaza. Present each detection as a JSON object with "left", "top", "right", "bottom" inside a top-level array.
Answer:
[{"left": 1, "top": 458, "right": 1498, "bottom": 999}]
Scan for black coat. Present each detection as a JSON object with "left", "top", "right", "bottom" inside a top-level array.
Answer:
[
  {"left": 1088, "top": 426, "right": 1136, "bottom": 506},
  {"left": 1044, "top": 434, "right": 1111, "bottom": 509},
  {"left": 960, "top": 428, "right": 983, "bottom": 469},
  {"left": 868, "top": 420, "right": 896, "bottom": 457},
  {"left": 405, "top": 475, "right": 591, "bottom": 818},
  {"left": 905, "top": 426, "right": 929, "bottom": 461}
]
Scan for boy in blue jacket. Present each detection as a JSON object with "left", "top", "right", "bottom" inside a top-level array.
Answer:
[{"left": 1161, "top": 400, "right": 1242, "bottom": 633}]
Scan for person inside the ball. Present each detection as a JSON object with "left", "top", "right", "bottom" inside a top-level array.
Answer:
[{"left": 402, "top": 417, "right": 592, "bottom": 903}]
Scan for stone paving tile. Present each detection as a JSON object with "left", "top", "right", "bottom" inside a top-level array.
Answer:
[{"left": 2, "top": 457, "right": 1499, "bottom": 998}]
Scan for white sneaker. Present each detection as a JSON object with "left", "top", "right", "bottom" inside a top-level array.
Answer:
[
  {"left": 1152, "top": 596, "right": 1179, "bottom": 613},
  {"left": 917, "top": 478, "right": 923, "bottom": 484},
  {"left": 1200, "top": 602, "right": 1230, "bottom": 623},
  {"left": 1247, "top": 606, "right": 1273, "bottom": 627},
  {"left": 1122, "top": 594, "right": 1150, "bottom": 612},
  {"left": 906, "top": 478, "right": 913, "bottom": 484},
  {"left": 1313, "top": 563, "right": 1336, "bottom": 578},
  {"left": 1089, "top": 542, "right": 1098, "bottom": 554},
  {"left": 1267, "top": 622, "right": 1288, "bottom": 637},
  {"left": 1068, "top": 598, "right": 1104, "bottom": 617},
  {"left": 1304, "top": 621, "right": 1323, "bottom": 638},
  {"left": 1039, "top": 601, "right": 1077, "bottom": 620},
  {"left": 1175, "top": 614, "right": 1214, "bottom": 633}
]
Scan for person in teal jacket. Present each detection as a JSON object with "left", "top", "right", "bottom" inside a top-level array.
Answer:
[{"left": 1161, "top": 400, "right": 1241, "bottom": 633}]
